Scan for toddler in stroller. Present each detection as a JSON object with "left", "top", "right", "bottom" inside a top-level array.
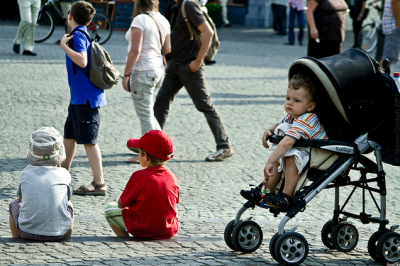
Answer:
[
  {"left": 225, "top": 49, "right": 400, "bottom": 265},
  {"left": 240, "top": 74, "right": 328, "bottom": 211}
]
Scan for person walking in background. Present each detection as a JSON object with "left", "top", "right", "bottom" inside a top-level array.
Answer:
[
  {"left": 217, "top": 0, "right": 232, "bottom": 27},
  {"left": 379, "top": 0, "right": 400, "bottom": 68},
  {"left": 307, "top": 0, "right": 348, "bottom": 59},
  {"left": 153, "top": 0, "right": 233, "bottom": 162},
  {"left": 12, "top": 0, "right": 41, "bottom": 56},
  {"left": 273, "top": 0, "right": 288, "bottom": 37},
  {"left": 285, "top": 0, "right": 305, "bottom": 45},
  {"left": 350, "top": 0, "right": 367, "bottom": 48},
  {"left": 122, "top": 0, "right": 171, "bottom": 164}
]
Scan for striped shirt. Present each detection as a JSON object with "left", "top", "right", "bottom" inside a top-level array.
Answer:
[
  {"left": 382, "top": 0, "right": 396, "bottom": 34},
  {"left": 279, "top": 113, "right": 328, "bottom": 140}
]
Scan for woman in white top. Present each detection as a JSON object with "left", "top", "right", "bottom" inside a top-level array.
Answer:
[{"left": 122, "top": 0, "right": 171, "bottom": 163}]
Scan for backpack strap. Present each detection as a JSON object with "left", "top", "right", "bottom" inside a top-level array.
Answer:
[
  {"left": 181, "top": 0, "right": 201, "bottom": 45},
  {"left": 68, "top": 28, "right": 92, "bottom": 77},
  {"left": 145, "top": 13, "right": 163, "bottom": 52}
]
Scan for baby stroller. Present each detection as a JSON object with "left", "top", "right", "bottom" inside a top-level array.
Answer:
[{"left": 224, "top": 49, "right": 400, "bottom": 265}]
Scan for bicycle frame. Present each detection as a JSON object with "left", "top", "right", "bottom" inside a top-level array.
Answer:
[{"left": 39, "top": 0, "right": 64, "bottom": 22}]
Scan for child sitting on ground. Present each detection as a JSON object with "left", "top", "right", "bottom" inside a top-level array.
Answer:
[
  {"left": 104, "top": 130, "right": 179, "bottom": 239},
  {"left": 241, "top": 74, "right": 328, "bottom": 211},
  {"left": 9, "top": 127, "right": 74, "bottom": 240}
]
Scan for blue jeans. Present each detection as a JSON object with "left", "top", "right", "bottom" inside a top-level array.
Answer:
[{"left": 288, "top": 7, "right": 304, "bottom": 45}]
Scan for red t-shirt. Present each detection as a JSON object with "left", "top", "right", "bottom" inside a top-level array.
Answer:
[{"left": 120, "top": 166, "right": 179, "bottom": 239}]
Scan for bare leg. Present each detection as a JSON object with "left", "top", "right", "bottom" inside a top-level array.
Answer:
[
  {"left": 64, "top": 218, "right": 74, "bottom": 237},
  {"left": 108, "top": 223, "right": 129, "bottom": 237},
  {"left": 266, "top": 162, "right": 282, "bottom": 193},
  {"left": 9, "top": 215, "right": 20, "bottom": 238},
  {"left": 62, "top": 139, "right": 77, "bottom": 171},
  {"left": 282, "top": 156, "right": 300, "bottom": 197},
  {"left": 75, "top": 144, "right": 106, "bottom": 192}
]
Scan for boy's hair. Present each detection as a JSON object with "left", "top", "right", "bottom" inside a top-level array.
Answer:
[
  {"left": 139, "top": 148, "right": 167, "bottom": 167},
  {"left": 70, "top": 1, "right": 96, "bottom": 26},
  {"left": 288, "top": 74, "right": 317, "bottom": 102}
]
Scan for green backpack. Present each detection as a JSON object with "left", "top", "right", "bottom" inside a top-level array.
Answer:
[
  {"left": 70, "top": 29, "right": 119, "bottom": 90},
  {"left": 180, "top": 0, "right": 220, "bottom": 61}
]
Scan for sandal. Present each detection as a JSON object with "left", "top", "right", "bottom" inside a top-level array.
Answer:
[
  {"left": 127, "top": 156, "right": 140, "bottom": 164},
  {"left": 73, "top": 181, "right": 107, "bottom": 196}
]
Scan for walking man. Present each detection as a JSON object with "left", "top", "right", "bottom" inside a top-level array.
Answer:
[
  {"left": 154, "top": 0, "right": 233, "bottom": 162},
  {"left": 380, "top": 0, "right": 400, "bottom": 68}
]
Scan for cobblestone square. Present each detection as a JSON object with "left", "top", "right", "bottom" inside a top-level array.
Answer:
[{"left": 1, "top": 22, "right": 400, "bottom": 265}]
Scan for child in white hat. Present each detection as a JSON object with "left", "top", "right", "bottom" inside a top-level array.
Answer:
[{"left": 8, "top": 127, "right": 74, "bottom": 240}]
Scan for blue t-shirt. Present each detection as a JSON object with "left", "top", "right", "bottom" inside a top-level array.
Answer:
[{"left": 66, "top": 26, "right": 107, "bottom": 108}]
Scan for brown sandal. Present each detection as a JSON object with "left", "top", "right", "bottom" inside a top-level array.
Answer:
[{"left": 73, "top": 181, "right": 107, "bottom": 196}]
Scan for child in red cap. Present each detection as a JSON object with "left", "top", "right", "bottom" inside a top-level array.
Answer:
[{"left": 104, "top": 130, "right": 179, "bottom": 239}]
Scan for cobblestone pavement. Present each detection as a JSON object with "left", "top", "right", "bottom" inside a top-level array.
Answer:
[{"left": 1, "top": 21, "right": 400, "bottom": 265}]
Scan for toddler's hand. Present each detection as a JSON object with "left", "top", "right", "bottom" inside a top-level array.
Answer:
[
  {"left": 264, "top": 163, "right": 274, "bottom": 178},
  {"left": 262, "top": 130, "right": 272, "bottom": 149},
  {"left": 61, "top": 34, "right": 73, "bottom": 46}
]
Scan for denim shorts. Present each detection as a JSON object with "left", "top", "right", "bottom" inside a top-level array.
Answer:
[
  {"left": 64, "top": 101, "right": 100, "bottom": 144},
  {"left": 382, "top": 28, "right": 400, "bottom": 64}
]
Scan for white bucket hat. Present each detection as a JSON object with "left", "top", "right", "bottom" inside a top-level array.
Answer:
[{"left": 27, "top": 127, "right": 66, "bottom": 166}]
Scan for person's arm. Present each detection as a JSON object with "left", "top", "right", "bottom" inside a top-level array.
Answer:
[
  {"left": 262, "top": 123, "right": 279, "bottom": 149},
  {"left": 122, "top": 27, "right": 143, "bottom": 92},
  {"left": 264, "top": 135, "right": 297, "bottom": 176},
  {"left": 392, "top": 0, "right": 400, "bottom": 28},
  {"left": 358, "top": 1, "right": 367, "bottom": 21},
  {"left": 307, "top": 0, "right": 319, "bottom": 40},
  {"left": 189, "top": 21, "right": 213, "bottom": 72},
  {"left": 162, "top": 34, "right": 171, "bottom": 55},
  {"left": 60, "top": 34, "right": 88, "bottom": 68}
]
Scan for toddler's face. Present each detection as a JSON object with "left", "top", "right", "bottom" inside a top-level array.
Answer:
[{"left": 284, "top": 87, "right": 315, "bottom": 118}]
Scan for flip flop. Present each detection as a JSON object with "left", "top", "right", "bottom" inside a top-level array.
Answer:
[
  {"left": 127, "top": 156, "right": 140, "bottom": 164},
  {"left": 73, "top": 181, "right": 107, "bottom": 196}
]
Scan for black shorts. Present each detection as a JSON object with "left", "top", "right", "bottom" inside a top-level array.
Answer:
[{"left": 64, "top": 101, "right": 100, "bottom": 144}]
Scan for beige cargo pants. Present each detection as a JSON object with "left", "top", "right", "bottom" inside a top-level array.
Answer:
[{"left": 13, "top": 0, "right": 41, "bottom": 52}]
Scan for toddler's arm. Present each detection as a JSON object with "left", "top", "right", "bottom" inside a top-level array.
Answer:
[
  {"left": 60, "top": 34, "right": 88, "bottom": 68},
  {"left": 262, "top": 123, "right": 279, "bottom": 149},
  {"left": 264, "top": 135, "right": 296, "bottom": 176}
]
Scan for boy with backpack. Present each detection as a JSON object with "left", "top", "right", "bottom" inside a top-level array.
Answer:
[{"left": 59, "top": 1, "right": 107, "bottom": 195}]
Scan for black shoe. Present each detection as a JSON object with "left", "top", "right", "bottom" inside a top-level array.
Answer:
[
  {"left": 263, "top": 193, "right": 294, "bottom": 211},
  {"left": 55, "top": 40, "right": 61, "bottom": 45},
  {"left": 240, "top": 187, "right": 262, "bottom": 203},
  {"left": 224, "top": 23, "right": 232, "bottom": 27},
  {"left": 205, "top": 59, "right": 216, "bottom": 65},
  {"left": 284, "top": 42, "right": 294, "bottom": 45},
  {"left": 22, "top": 50, "right": 37, "bottom": 56},
  {"left": 13, "top": 44, "right": 20, "bottom": 54}
]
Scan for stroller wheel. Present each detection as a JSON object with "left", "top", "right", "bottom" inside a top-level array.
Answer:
[
  {"left": 224, "top": 220, "right": 238, "bottom": 251},
  {"left": 274, "top": 232, "right": 309, "bottom": 265},
  {"left": 321, "top": 220, "right": 334, "bottom": 249},
  {"left": 376, "top": 232, "right": 400, "bottom": 263},
  {"left": 231, "top": 220, "right": 263, "bottom": 253},
  {"left": 331, "top": 221, "right": 359, "bottom": 252},
  {"left": 269, "top": 233, "right": 281, "bottom": 262},
  {"left": 368, "top": 229, "right": 390, "bottom": 262}
]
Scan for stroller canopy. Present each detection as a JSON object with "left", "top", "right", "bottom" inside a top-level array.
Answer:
[{"left": 288, "top": 49, "right": 399, "bottom": 165}]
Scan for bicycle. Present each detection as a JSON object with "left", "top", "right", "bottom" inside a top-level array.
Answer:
[
  {"left": 35, "top": 0, "right": 113, "bottom": 45},
  {"left": 358, "top": 3, "right": 382, "bottom": 53}
]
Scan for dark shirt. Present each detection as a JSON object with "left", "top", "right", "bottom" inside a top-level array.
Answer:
[
  {"left": 314, "top": 0, "right": 348, "bottom": 41},
  {"left": 170, "top": 0, "right": 205, "bottom": 65},
  {"left": 354, "top": 0, "right": 366, "bottom": 15}
]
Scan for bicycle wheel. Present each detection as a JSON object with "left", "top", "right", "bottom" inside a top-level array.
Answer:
[
  {"left": 88, "top": 12, "right": 113, "bottom": 45},
  {"left": 358, "top": 23, "right": 378, "bottom": 53},
  {"left": 34, "top": 10, "right": 55, "bottom": 43}
]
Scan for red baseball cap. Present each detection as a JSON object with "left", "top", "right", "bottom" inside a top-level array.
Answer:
[{"left": 127, "top": 130, "right": 173, "bottom": 160}]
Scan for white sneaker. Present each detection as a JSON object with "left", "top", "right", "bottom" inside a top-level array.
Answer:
[{"left": 205, "top": 148, "right": 233, "bottom": 161}]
